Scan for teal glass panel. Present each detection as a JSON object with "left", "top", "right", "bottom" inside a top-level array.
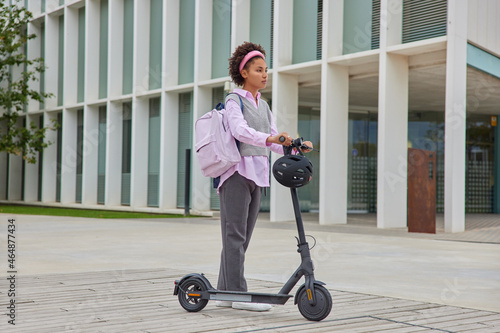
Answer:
[
  {"left": 347, "top": 112, "right": 378, "bottom": 213},
  {"left": 250, "top": 0, "right": 272, "bottom": 68},
  {"left": 149, "top": 0, "right": 163, "bottom": 90},
  {"left": 177, "top": 92, "right": 193, "bottom": 208},
  {"left": 58, "top": 15, "right": 64, "bottom": 106},
  {"left": 121, "top": 102, "right": 132, "bottom": 205},
  {"left": 465, "top": 115, "right": 494, "bottom": 213},
  {"left": 41, "top": 0, "right": 45, "bottom": 13},
  {"left": 467, "top": 44, "right": 500, "bottom": 80},
  {"left": 40, "top": 23, "right": 45, "bottom": 109},
  {"left": 76, "top": 109, "right": 84, "bottom": 203},
  {"left": 343, "top": 0, "right": 373, "bottom": 54},
  {"left": 212, "top": 0, "right": 231, "bottom": 79},
  {"left": 122, "top": 0, "right": 134, "bottom": 95},
  {"left": 178, "top": 0, "right": 195, "bottom": 84},
  {"left": 56, "top": 112, "right": 62, "bottom": 202},
  {"left": 495, "top": 120, "right": 500, "bottom": 213},
  {"left": 99, "top": 0, "right": 108, "bottom": 99},
  {"left": 148, "top": 98, "right": 161, "bottom": 207},
  {"left": 77, "top": 7, "right": 85, "bottom": 103},
  {"left": 292, "top": 0, "right": 319, "bottom": 63},
  {"left": 38, "top": 116, "right": 43, "bottom": 201},
  {"left": 97, "top": 106, "right": 107, "bottom": 204},
  {"left": 297, "top": 106, "right": 321, "bottom": 212}
]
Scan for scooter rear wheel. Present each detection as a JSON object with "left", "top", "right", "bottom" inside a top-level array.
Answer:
[
  {"left": 178, "top": 277, "right": 209, "bottom": 312},
  {"left": 296, "top": 285, "right": 332, "bottom": 321}
]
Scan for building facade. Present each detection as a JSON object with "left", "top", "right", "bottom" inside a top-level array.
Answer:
[{"left": 1, "top": 0, "right": 500, "bottom": 232}]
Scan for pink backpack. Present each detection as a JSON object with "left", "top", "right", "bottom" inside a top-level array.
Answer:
[{"left": 194, "top": 94, "right": 243, "bottom": 179}]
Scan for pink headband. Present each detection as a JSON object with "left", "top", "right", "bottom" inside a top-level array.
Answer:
[{"left": 239, "top": 50, "right": 265, "bottom": 72}]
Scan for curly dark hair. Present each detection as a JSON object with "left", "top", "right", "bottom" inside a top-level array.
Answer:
[{"left": 228, "top": 42, "right": 266, "bottom": 86}]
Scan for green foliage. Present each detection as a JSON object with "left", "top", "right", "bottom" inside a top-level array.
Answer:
[{"left": 0, "top": 1, "right": 55, "bottom": 163}]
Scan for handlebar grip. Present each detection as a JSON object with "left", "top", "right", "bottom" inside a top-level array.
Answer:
[{"left": 279, "top": 136, "right": 285, "bottom": 143}]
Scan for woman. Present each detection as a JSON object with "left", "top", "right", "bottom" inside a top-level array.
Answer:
[{"left": 216, "top": 42, "right": 312, "bottom": 312}]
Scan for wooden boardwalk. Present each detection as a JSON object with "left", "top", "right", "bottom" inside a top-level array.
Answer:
[{"left": 2, "top": 268, "right": 499, "bottom": 333}]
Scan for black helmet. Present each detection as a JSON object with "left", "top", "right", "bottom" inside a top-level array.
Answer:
[{"left": 272, "top": 155, "right": 313, "bottom": 188}]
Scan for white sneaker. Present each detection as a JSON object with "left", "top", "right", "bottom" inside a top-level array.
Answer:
[
  {"left": 215, "top": 301, "right": 233, "bottom": 307},
  {"left": 232, "top": 302, "right": 272, "bottom": 312}
]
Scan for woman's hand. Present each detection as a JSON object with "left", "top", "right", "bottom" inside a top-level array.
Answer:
[
  {"left": 267, "top": 132, "right": 293, "bottom": 146},
  {"left": 300, "top": 141, "right": 313, "bottom": 153}
]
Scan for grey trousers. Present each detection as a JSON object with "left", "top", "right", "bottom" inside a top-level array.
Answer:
[{"left": 217, "top": 172, "right": 262, "bottom": 292}]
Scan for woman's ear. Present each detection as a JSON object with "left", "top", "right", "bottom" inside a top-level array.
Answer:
[{"left": 240, "top": 69, "right": 248, "bottom": 79}]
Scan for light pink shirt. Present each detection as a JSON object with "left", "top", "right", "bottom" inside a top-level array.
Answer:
[{"left": 218, "top": 89, "right": 284, "bottom": 190}]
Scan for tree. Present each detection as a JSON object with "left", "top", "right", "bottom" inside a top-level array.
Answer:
[{"left": 0, "top": 1, "right": 56, "bottom": 164}]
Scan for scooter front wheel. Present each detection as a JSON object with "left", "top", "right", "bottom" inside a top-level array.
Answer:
[
  {"left": 296, "top": 285, "right": 332, "bottom": 321},
  {"left": 177, "top": 277, "right": 209, "bottom": 312}
]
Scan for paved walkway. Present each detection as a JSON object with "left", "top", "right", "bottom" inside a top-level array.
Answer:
[
  {"left": 0, "top": 213, "right": 499, "bottom": 332},
  {"left": 4, "top": 269, "right": 500, "bottom": 333}
]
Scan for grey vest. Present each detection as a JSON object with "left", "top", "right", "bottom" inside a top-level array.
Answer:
[{"left": 226, "top": 94, "right": 272, "bottom": 157}]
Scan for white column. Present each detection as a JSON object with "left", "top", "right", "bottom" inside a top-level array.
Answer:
[
  {"left": 41, "top": 112, "right": 58, "bottom": 203},
  {"left": 444, "top": 0, "right": 468, "bottom": 233},
  {"left": 319, "top": 64, "right": 349, "bottom": 225},
  {"left": 270, "top": 73, "right": 298, "bottom": 222},
  {"left": 273, "top": 0, "right": 293, "bottom": 68},
  {"left": 82, "top": 105, "right": 100, "bottom": 205},
  {"left": 195, "top": 0, "right": 213, "bottom": 81},
  {"left": 105, "top": 102, "right": 123, "bottom": 206},
  {"left": 377, "top": 52, "right": 408, "bottom": 229},
  {"left": 60, "top": 109, "right": 77, "bottom": 204},
  {"left": 64, "top": 6, "right": 78, "bottom": 105},
  {"left": 130, "top": 97, "right": 149, "bottom": 208},
  {"left": 376, "top": 0, "right": 408, "bottom": 229},
  {"left": 159, "top": 92, "right": 179, "bottom": 209},
  {"left": 231, "top": 0, "right": 250, "bottom": 48}
]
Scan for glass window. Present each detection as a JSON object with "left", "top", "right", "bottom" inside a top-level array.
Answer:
[
  {"left": 56, "top": 112, "right": 63, "bottom": 202},
  {"left": 97, "top": 106, "right": 107, "bottom": 204},
  {"left": 343, "top": 0, "right": 375, "bottom": 54},
  {"left": 77, "top": 7, "right": 85, "bottom": 103},
  {"left": 250, "top": 0, "right": 273, "bottom": 68},
  {"left": 292, "top": 0, "right": 322, "bottom": 63},
  {"left": 121, "top": 102, "right": 132, "bottom": 205},
  {"left": 178, "top": 0, "right": 195, "bottom": 84},
  {"left": 177, "top": 92, "right": 193, "bottom": 208},
  {"left": 148, "top": 98, "right": 161, "bottom": 207},
  {"left": 76, "top": 109, "right": 84, "bottom": 203},
  {"left": 122, "top": 0, "right": 134, "bottom": 95},
  {"left": 58, "top": 15, "right": 64, "bottom": 106},
  {"left": 99, "top": 0, "right": 108, "bottom": 99},
  {"left": 212, "top": 0, "right": 231, "bottom": 79},
  {"left": 149, "top": 0, "right": 163, "bottom": 90}
]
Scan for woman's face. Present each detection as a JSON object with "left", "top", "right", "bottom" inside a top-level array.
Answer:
[{"left": 241, "top": 57, "right": 268, "bottom": 92}]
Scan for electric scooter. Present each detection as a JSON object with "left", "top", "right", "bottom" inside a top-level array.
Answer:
[{"left": 173, "top": 138, "right": 332, "bottom": 321}]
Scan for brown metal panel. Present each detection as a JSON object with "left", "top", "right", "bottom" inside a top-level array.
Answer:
[{"left": 407, "top": 148, "right": 437, "bottom": 233}]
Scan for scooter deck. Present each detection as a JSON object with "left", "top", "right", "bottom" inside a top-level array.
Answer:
[{"left": 208, "top": 289, "right": 293, "bottom": 305}]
